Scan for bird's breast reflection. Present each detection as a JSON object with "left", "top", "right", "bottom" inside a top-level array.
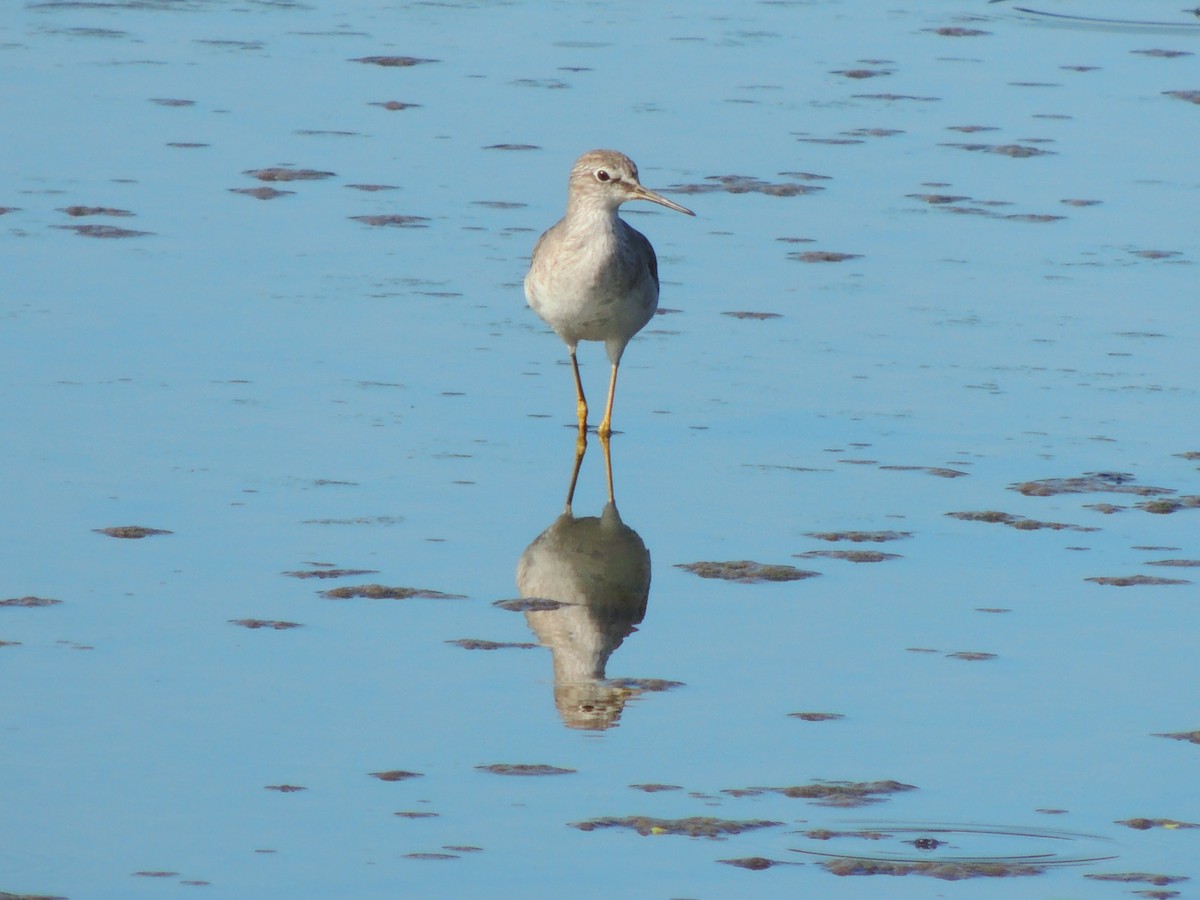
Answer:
[{"left": 515, "top": 436, "right": 651, "bottom": 730}]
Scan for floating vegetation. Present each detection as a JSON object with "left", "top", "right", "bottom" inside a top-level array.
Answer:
[
  {"left": 394, "top": 811, "right": 439, "bottom": 818},
  {"left": 264, "top": 784, "right": 306, "bottom": 792},
  {"left": 0, "top": 596, "right": 61, "bottom": 608},
  {"left": 344, "top": 184, "right": 399, "bottom": 192},
  {"left": 943, "top": 143, "right": 1055, "bottom": 158},
  {"left": 845, "top": 127, "right": 903, "bottom": 138},
  {"left": 283, "top": 568, "right": 378, "bottom": 579},
  {"left": 788, "top": 712, "right": 845, "bottom": 722},
  {"left": 94, "top": 525, "right": 172, "bottom": 539},
  {"left": 56, "top": 224, "right": 151, "bottom": 238},
  {"left": 1138, "top": 497, "right": 1200, "bottom": 514},
  {"left": 795, "top": 550, "right": 900, "bottom": 563},
  {"left": 853, "top": 93, "right": 940, "bottom": 102},
  {"left": 946, "top": 651, "right": 997, "bottom": 661},
  {"left": 150, "top": 97, "right": 194, "bottom": 106},
  {"left": 1085, "top": 575, "right": 1191, "bottom": 587},
  {"left": 476, "top": 764, "right": 575, "bottom": 776},
  {"left": 243, "top": 167, "right": 335, "bottom": 182},
  {"left": 879, "top": 465, "right": 967, "bottom": 478},
  {"left": 1011, "top": 473, "right": 1172, "bottom": 497},
  {"left": 403, "top": 852, "right": 457, "bottom": 860},
  {"left": 1086, "top": 871, "right": 1190, "bottom": 885},
  {"left": 670, "top": 174, "right": 822, "bottom": 196},
  {"left": 1003, "top": 213, "right": 1064, "bottom": 223},
  {"left": 909, "top": 193, "right": 970, "bottom": 205},
  {"left": 350, "top": 55, "right": 438, "bottom": 67},
  {"left": 804, "top": 828, "right": 889, "bottom": 841},
  {"left": 677, "top": 560, "right": 820, "bottom": 583},
  {"left": 832, "top": 68, "right": 892, "bottom": 79},
  {"left": 727, "top": 779, "right": 916, "bottom": 807},
  {"left": 1116, "top": 818, "right": 1199, "bottom": 830},
  {"left": 1153, "top": 730, "right": 1200, "bottom": 744},
  {"left": 1164, "top": 90, "right": 1200, "bottom": 104},
  {"left": 483, "top": 143, "right": 540, "bottom": 151},
  {"left": 571, "top": 816, "right": 782, "bottom": 838},
  {"left": 945, "top": 511, "right": 1097, "bottom": 532},
  {"left": 789, "top": 250, "right": 862, "bottom": 262},
  {"left": 302, "top": 515, "right": 403, "bottom": 525},
  {"left": 322, "top": 584, "right": 465, "bottom": 600},
  {"left": 816, "top": 858, "right": 1043, "bottom": 878},
  {"left": 718, "top": 856, "right": 788, "bottom": 869},
  {"left": 804, "top": 530, "right": 912, "bottom": 543},
  {"left": 445, "top": 638, "right": 538, "bottom": 650},
  {"left": 746, "top": 463, "right": 823, "bottom": 472},
  {"left": 607, "top": 678, "right": 685, "bottom": 692},
  {"left": 230, "top": 187, "right": 293, "bottom": 200},
  {"left": 370, "top": 770, "right": 423, "bottom": 782},
  {"left": 925, "top": 26, "right": 991, "bottom": 36},
  {"left": 492, "top": 597, "right": 568, "bottom": 612},
  {"left": 59, "top": 206, "right": 133, "bottom": 217},
  {"left": 722, "top": 311, "right": 782, "bottom": 319},
  {"left": 350, "top": 214, "right": 431, "bottom": 228},
  {"left": 511, "top": 77, "right": 569, "bottom": 89},
  {"left": 629, "top": 783, "right": 683, "bottom": 792},
  {"left": 369, "top": 100, "right": 421, "bottom": 110},
  {"left": 229, "top": 619, "right": 303, "bottom": 630},
  {"left": 472, "top": 200, "right": 527, "bottom": 210}
]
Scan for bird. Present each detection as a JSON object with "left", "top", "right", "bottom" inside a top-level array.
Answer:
[{"left": 524, "top": 149, "right": 694, "bottom": 438}]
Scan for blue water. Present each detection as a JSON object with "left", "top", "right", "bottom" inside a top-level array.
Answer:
[{"left": 3, "top": 0, "right": 1198, "bottom": 896}]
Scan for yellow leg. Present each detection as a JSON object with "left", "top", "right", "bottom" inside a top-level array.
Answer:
[
  {"left": 599, "top": 429, "right": 615, "bottom": 506},
  {"left": 597, "top": 362, "right": 619, "bottom": 438},
  {"left": 569, "top": 347, "right": 588, "bottom": 428},
  {"left": 565, "top": 425, "right": 586, "bottom": 510}
]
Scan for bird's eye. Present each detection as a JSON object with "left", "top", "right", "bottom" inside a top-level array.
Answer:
[{"left": 595, "top": 169, "right": 611, "bottom": 182}]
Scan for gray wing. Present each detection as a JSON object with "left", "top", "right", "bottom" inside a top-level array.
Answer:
[{"left": 628, "top": 226, "right": 659, "bottom": 291}]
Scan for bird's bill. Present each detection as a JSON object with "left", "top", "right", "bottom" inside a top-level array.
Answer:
[{"left": 631, "top": 185, "right": 696, "bottom": 216}]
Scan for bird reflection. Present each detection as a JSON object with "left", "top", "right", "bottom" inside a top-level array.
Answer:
[{"left": 516, "top": 434, "right": 650, "bottom": 730}]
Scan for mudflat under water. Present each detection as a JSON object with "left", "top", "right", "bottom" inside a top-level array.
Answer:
[{"left": 2, "top": 1, "right": 1198, "bottom": 897}]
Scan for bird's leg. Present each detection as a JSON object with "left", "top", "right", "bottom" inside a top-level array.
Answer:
[
  {"left": 597, "top": 362, "right": 619, "bottom": 439},
  {"left": 569, "top": 347, "right": 588, "bottom": 429}
]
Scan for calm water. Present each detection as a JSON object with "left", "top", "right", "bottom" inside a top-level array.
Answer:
[{"left": 3, "top": 1, "right": 1199, "bottom": 897}]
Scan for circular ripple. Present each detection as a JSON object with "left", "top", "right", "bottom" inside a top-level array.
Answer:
[{"left": 791, "top": 821, "right": 1116, "bottom": 869}]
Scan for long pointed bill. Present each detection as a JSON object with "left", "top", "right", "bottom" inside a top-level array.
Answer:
[{"left": 631, "top": 184, "right": 695, "bottom": 216}]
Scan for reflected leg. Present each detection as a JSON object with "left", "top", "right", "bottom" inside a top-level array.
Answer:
[
  {"left": 566, "top": 423, "right": 587, "bottom": 510},
  {"left": 599, "top": 430, "right": 615, "bottom": 506}
]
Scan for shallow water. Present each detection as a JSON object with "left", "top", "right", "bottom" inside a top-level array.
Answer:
[{"left": 3, "top": 0, "right": 1199, "bottom": 896}]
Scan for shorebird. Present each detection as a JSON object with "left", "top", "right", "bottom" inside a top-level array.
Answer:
[{"left": 524, "top": 149, "right": 694, "bottom": 438}]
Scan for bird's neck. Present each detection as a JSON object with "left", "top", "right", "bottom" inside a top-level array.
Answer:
[{"left": 564, "top": 196, "right": 623, "bottom": 235}]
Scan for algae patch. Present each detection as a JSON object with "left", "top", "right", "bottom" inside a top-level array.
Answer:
[{"left": 677, "top": 560, "right": 820, "bottom": 583}]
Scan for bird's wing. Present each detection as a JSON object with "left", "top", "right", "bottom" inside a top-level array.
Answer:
[{"left": 629, "top": 227, "right": 659, "bottom": 290}]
